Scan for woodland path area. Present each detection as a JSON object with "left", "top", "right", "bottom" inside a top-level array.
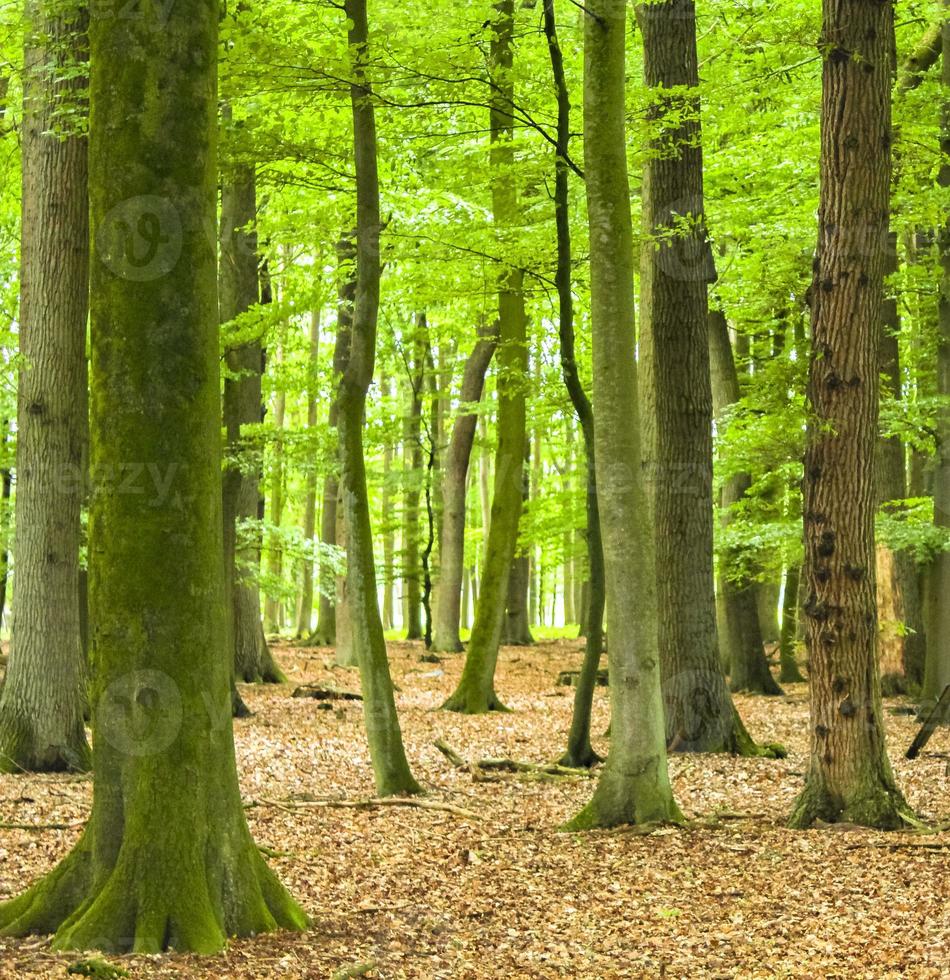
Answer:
[{"left": 1, "top": 640, "right": 948, "bottom": 980}]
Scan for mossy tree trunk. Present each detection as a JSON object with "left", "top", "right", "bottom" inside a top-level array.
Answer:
[
  {"left": 922, "top": 17, "right": 950, "bottom": 711},
  {"left": 0, "top": 0, "right": 91, "bottom": 774},
  {"left": 338, "top": 0, "right": 420, "bottom": 795},
  {"left": 635, "top": 0, "right": 764, "bottom": 754},
  {"left": 431, "top": 326, "right": 497, "bottom": 652},
  {"left": 708, "top": 309, "right": 784, "bottom": 696},
  {"left": 0, "top": 0, "right": 307, "bottom": 948},
  {"left": 564, "top": 0, "right": 680, "bottom": 830},
  {"left": 789, "top": 0, "right": 911, "bottom": 829},
  {"left": 220, "top": 157, "right": 284, "bottom": 689},
  {"left": 442, "top": 0, "right": 527, "bottom": 714},
  {"left": 543, "top": 0, "right": 605, "bottom": 768}
]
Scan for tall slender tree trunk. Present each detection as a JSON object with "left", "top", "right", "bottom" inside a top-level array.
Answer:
[
  {"left": 779, "top": 564, "right": 806, "bottom": 683},
  {"left": 381, "top": 371, "right": 395, "bottom": 630},
  {"left": 338, "top": 0, "right": 419, "bottom": 795},
  {"left": 402, "top": 316, "right": 425, "bottom": 641},
  {"left": 263, "top": 319, "right": 287, "bottom": 634},
  {"left": 0, "top": 0, "right": 91, "bottom": 773},
  {"left": 922, "top": 14, "right": 950, "bottom": 711},
  {"left": 0, "top": 1, "right": 306, "bottom": 946},
  {"left": 564, "top": 0, "right": 680, "bottom": 830},
  {"left": 442, "top": 0, "right": 527, "bottom": 713},
  {"left": 635, "top": 0, "right": 767, "bottom": 753},
  {"left": 430, "top": 326, "right": 497, "bottom": 652},
  {"left": 543, "top": 0, "right": 605, "bottom": 767},
  {"left": 220, "top": 162, "right": 285, "bottom": 691},
  {"left": 789, "top": 0, "right": 911, "bottom": 829},
  {"left": 295, "top": 308, "right": 321, "bottom": 638},
  {"left": 502, "top": 440, "right": 534, "bottom": 645},
  {"left": 708, "top": 309, "right": 784, "bottom": 696}
]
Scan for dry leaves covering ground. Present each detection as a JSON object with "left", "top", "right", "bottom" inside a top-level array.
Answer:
[{"left": 1, "top": 639, "right": 949, "bottom": 979}]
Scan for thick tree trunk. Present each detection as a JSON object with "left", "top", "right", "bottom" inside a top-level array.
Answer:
[
  {"left": 922, "top": 17, "right": 950, "bottom": 711},
  {"left": 636, "top": 0, "right": 766, "bottom": 754},
  {"left": 442, "top": 0, "right": 527, "bottom": 714},
  {"left": 338, "top": 0, "right": 420, "bottom": 795},
  {"left": 220, "top": 163, "right": 285, "bottom": 691},
  {"left": 0, "top": 0, "right": 91, "bottom": 773},
  {"left": 295, "top": 308, "right": 321, "bottom": 638},
  {"left": 564, "top": 0, "right": 680, "bottom": 830},
  {"left": 789, "top": 0, "right": 911, "bottom": 829},
  {"left": 430, "top": 326, "right": 497, "bottom": 652},
  {"left": 0, "top": 3, "right": 307, "bottom": 948},
  {"left": 708, "top": 309, "right": 784, "bottom": 696}
]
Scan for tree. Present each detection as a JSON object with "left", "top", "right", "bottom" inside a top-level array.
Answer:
[
  {"left": 338, "top": 0, "right": 420, "bottom": 795},
  {"left": 0, "top": 0, "right": 306, "bottom": 948},
  {"left": 635, "top": 0, "right": 771, "bottom": 753},
  {"left": 922, "top": 14, "right": 950, "bottom": 710},
  {"left": 0, "top": 0, "right": 91, "bottom": 773},
  {"left": 402, "top": 315, "right": 425, "bottom": 641},
  {"left": 564, "top": 0, "right": 680, "bottom": 830},
  {"left": 220, "top": 155, "right": 285, "bottom": 689},
  {"left": 430, "top": 324, "right": 497, "bottom": 653},
  {"left": 789, "top": 0, "right": 911, "bottom": 829},
  {"left": 442, "top": 0, "right": 528, "bottom": 713}
]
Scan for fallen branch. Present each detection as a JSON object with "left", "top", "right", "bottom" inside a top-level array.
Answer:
[
  {"left": 252, "top": 795, "right": 480, "bottom": 821},
  {"left": 433, "top": 739, "right": 592, "bottom": 779},
  {"left": 0, "top": 820, "right": 83, "bottom": 832},
  {"left": 906, "top": 684, "right": 950, "bottom": 759},
  {"left": 331, "top": 961, "right": 377, "bottom": 980},
  {"left": 291, "top": 684, "right": 363, "bottom": 701}
]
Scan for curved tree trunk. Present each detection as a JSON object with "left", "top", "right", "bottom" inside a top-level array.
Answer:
[
  {"left": 789, "top": 0, "right": 911, "bottom": 829},
  {"left": 922, "top": 16, "right": 950, "bottom": 711},
  {"left": 635, "top": 0, "right": 769, "bottom": 754},
  {"left": 339, "top": 0, "right": 420, "bottom": 795},
  {"left": 564, "top": 0, "right": 680, "bottom": 830},
  {"left": 708, "top": 309, "right": 784, "bottom": 696},
  {"left": 0, "top": 3, "right": 307, "bottom": 948},
  {"left": 442, "top": 0, "right": 527, "bottom": 714},
  {"left": 430, "top": 326, "right": 497, "bottom": 652},
  {"left": 0, "top": 0, "right": 91, "bottom": 774},
  {"left": 543, "top": 0, "right": 605, "bottom": 768}
]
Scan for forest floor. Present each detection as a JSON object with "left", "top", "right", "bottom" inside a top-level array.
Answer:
[{"left": 1, "top": 638, "right": 949, "bottom": 979}]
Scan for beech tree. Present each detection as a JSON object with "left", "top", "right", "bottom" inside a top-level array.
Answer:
[
  {"left": 0, "top": 0, "right": 306, "bottom": 948},
  {"left": 0, "top": 0, "right": 91, "bottom": 773},
  {"left": 789, "top": 0, "right": 911, "bottom": 829},
  {"left": 565, "top": 0, "right": 680, "bottom": 830}
]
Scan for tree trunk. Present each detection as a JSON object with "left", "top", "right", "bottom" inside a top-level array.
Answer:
[
  {"left": 430, "top": 326, "right": 497, "bottom": 652},
  {"left": 338, "top": 0, "right": 420, "bottom": 796},
  {"left": 635, "top": 0, "right": 766, "bottom": 754},
  {"left": 779, "top": 565, "right": 806, "bottom": 683},
  {"left": 442, "top": 0, "right": 527, "bottom": 713},
  {"left": 295, "top": 308, "right": 321, "bottom": 638},
  {"left": 708, "top": 309, "right": 784, "bottom": 696},
  {"left": 380, "top": 372, "right": 395, "bottom": 630},
  {"left": 564, "top": 0, "right": 680, "bottom": 829},
  {"left": 543, "top": 0, "right": 605, "bottom": 767},
  {"left": 402, "top": 316, "right": 425, "bottom": 641},
  {"left": 501, "top": 441, "right": 534, "bottom": 645},
  {"left": 789, "top": 0, "right": 911, "bottom": 829},
  {"left": 0, "top": 4, "right": 307, "bottom": 947},
  {"left": 922, "top": 16, "right": 950, "bottom": 711},
  {"left": 0, "top": 0, "right": 91, "bottom": 773},
  {"left": 263, "top": 316, "right": 286, "bottom": 634}
]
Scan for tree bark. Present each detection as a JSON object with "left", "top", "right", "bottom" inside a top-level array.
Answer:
[
  {"left": 564, "top": 0, "right": 680, "bottom": 829},
  {"left": 442, "top": 0, "right": 528, "bottom": 713},
  {"left": 0, "top": 2, "right": 307, "bottom": 948},
  {"left": 380, "top": 371, "right": 395, "bottom": 630},
  {"left": 789, "top": 0, "right": 911, "bottom": 829},
  {"left": 708, "top": 309, "right": 784, "bottom": 696},
  {"left": 779, "top": 565, "right": 806, "bottom": 683},
  {"left": 263, "top": 313, "right": 286, "bottom": 634},
  {"left": 922, "top": 15, "right": 950, "bottom": 711},
  {"left": 338, "top": 0, "right": 420, "bottom": 795},
  {"left": 636, "top": 0, "right": 767, "bottom": 753},
  {"left": 295, "top": 308, "right": 321, "bottom": 638},
  {"left": 0, "top": 0, "right": 91, "bottom": 773},
  {"left": 430, "top": 326, "right": 497, "bottom": 652},
  {"left": 402, "top": 316, "right": 425, "bottom": 641},
  {"left": 501, "top": 440, "right": 534, "bottom": 645}
]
